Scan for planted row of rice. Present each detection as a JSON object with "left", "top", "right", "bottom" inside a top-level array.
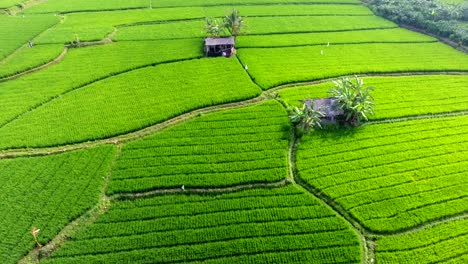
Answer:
[
  {"left": 114, "top": 15, "right": 395, "bottom": 41},
  {"left": 0, "top": 14, "right": 58, "bottom": 58},
  {"left": 35, "top": 4, "right": 374, "bottom": 44},
  {"left": 236, "top": 28, "right": 436, "bottom": 48},
  {"left": 0, "top": 44, "right": 64, "bottom": 78},
  {"left": 0, "top": 39, "right": 202, "bottom": 129},
  {"left": 22, "top": 0, "right": 150, "bottom": 14},
  {"left": 375, "top": 218, "right": 468, "bottom": 263},
  {"left": 42, "top": 185, "right": 362, "bottom": 264},
  {"left": 278, "top": 75, "right": 468, "bottom": 119},
  {"left": 153, "top": 0, "right": 361, "bottom": 8},
  {"left": 0, "top": 58, "right": 260, "bottom": 150},
  {"left": 237, "top": 42, "right": 468, "bottom": 88},
  {"left": 296, "top": 115, "right": 468, "bottom": 232},
  {"left": 0, "top": 145, "right": 116, "bottom": 264},
  {"left": 107, "top": 101, "right": 289, "bottom": 194}
]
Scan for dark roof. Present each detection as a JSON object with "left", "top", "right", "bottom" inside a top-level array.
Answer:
[
  {"left": 303, "top": 98, "right": 344, "bottom": 117},
  {"left": 205, "top": 37, "right": 235, "bottom": 46}
]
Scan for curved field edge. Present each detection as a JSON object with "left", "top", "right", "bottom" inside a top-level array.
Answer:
[
  {"left": 0, "top": 145, "right": 116, "bottom": 264},
  {"left": 294, "top": 114, "right": 468, "bottom": 233},
  {"left": 236, "top": 42, "right": 468, "bottom": 89},
  {"left": 0, "top": 57, "right": 261, "bottom": 150},
  {"left": 38, "top": 185, "right": 363, "bottom": 264},
  {"left": 277, "top": 75, "right": 468, "bottom": 120},
  {"left": 374, "top": 217, "right": 468, "bottom": 263}
]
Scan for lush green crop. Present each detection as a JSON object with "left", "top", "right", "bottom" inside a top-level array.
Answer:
[
  {"left": 43, "top": 185, "right": 361, "bottom": 264},
  {"left": 0, "top": 0, "right": 23, "bottom": 8},
  {"left": 35, "top": 8, "right": 206, "bottom": 44},
  {"left": 0, "top": 44, "right": 64, "bottom": 78},
  {"left": 107, "top": 101, "right": 289, "bottom": 194},
  {"left": 376, "top": 218, "right": 468, "bottom": 263},
  {"left": 154, "top": 0, "right": 361, "bottom": 8},
  {"left": 115, "top": 15, "right": 396, "bottom": 41},
  {"left": 296, "top": 115, "right": 468, "bottom": 232},
  {"left": 0, "top": 14, "right": 58, "bottom": 58},
  {"left": 0, "top": 58, "right": 261, "bottom": 150},
  {"left": 237, "top": 42, "right": 468, "bottom": 88},
  {"left": 36, "top": 5, "right": 373, "bottom": 44},
  {"left": 0, "top": 39, "right": 202, "bottom": 130},
  {"left": 279, "top": 75, "right": 468, "bottom": 119},
  {"left": 0, "top": 145, "right": 116, "bottom": 264},
  {"left": 236, "top": 28, "right": 436, "bottom": 48},
  {"left": 23, "top": 0, "right": 149, "bottom": 14}
]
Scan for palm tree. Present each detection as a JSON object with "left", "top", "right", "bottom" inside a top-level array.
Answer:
[
  {"left": 289, "top": 102, "right": 324, "bottom": 134},
  {"left": 329, "top": 76, "right": 375, "bottom": 126},
  {"left": 224, "top": 9, "right": 244, "bottom": 38}
]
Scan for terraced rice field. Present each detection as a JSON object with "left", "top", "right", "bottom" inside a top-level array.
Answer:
[
  {"left": 1, "top": 0, "right": 467, "bottom": 263},
  {"left": 43, "top": 186, "right": 362, "bottom": 264}
]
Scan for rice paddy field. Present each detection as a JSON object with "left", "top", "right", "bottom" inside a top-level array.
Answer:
[{"left": 0, "top": 0, "right": 467, "bottom": 264}]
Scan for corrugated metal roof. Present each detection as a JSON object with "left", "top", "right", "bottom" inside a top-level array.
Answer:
[{"left": 205, "top": 37, "right": 235, "bottom": 46}]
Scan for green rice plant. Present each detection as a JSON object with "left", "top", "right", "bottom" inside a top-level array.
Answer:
[
  {"left": 0, "top": 58, "right": 261, "bottom": 150},
  {"left": 237, "top": 43, "right": 468, "bottom": 89},
  {"left": 236, "top": 28, "right": 436, "bottom": 48},
  {"left": 107, "top": 101, "right": 289, "bottom": 194},
  {"left": 279, "top": 75, "right": 468, "bottom": 119},
  {"left": 296, "top": 115, "right": 468, "bottom": 232},
  {"left": 115, "top": 15, "right": 396, "bottom": 41},
  {"left": 35, "top": 8, "right": 206, "bottom": 44},
  {"left": 42, "top": 185, "right": 362, "bottom": 264},
  {"left": 0, "top": 0, "right": 23, "bottom": 8},
  {"left": 154, "top": 0, "right": 361, "bottom": 8},
  {"left": 23, "top": 0, "right": 150, "bottom": 14},
  {"left": 35, "top": 5, "right": 374, "bottom": 44},
  {"left": 0, "top": 14, "right": 58, "bottom": 58},
  {"left": 0, "top": 145, "right": 116, "bottom": 264},
  {"left": 375, "top": 218, "right": 468, "bottom": 263},
  {"left": 0, "top": 39, "right": 203, "bottom": 131},
  {"left": 0, "top": 44, "right": 64, "bottom": 78}
]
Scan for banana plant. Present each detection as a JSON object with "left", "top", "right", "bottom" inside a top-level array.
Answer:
[{"left": 289, "top": 102, "right": 324, "bottom": 134}]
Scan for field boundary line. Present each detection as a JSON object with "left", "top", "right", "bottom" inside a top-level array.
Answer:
[
  {"left": 0, "top": 47, "right": 68, "bottom": 82},
  {"left": 111, "top": 179, "right": 289, "bottom": 200},
  {"left": 18, "top": 144, "right": 122, "bottom": 264},
  {"left": 368, "top": 110, "right": 468, "bottom": 125},
  {"left": 237, "top": 40, "right": 438, "bottom": 49},
  {"left": 0, "top": 95, "right": 267, "bottom": 159},
  {"left": 0, "top": 56, "right": 203, "bottom": 130},
  {"left": 2, "top": 72, "right": 468, "bottom": 157}
]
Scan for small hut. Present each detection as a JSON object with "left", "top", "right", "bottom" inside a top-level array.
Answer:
[
  {"left": 303, "top": 98, "right": 344, "bottom": 124},
  {"left": 204, "top": 37, "right": 235, "bottom": 57}
]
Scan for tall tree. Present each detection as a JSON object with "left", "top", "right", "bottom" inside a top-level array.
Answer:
[{"left": 224, "top": 9, "right": 244, "bottom": 38}]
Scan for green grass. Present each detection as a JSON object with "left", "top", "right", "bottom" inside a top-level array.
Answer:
[
  {"left": 376, "top": 218, "right": 468, "bottom": 263},
  {"left": 278, "top": 75, "right": 468, "bottom": 119},
  {"left": 42, "top": 185, "right": 362, "bottom": 264},
  {"left": 115, "top": 15, "right": 396, "bottom": 41},
  {"left": 0, "top": 58, "right": 261, "bottom": 150},
  {"left": 0, "top": 145, "right": 116, "bottom": 264},
  {"left": 0, "top": 0, "right": 23, "bottom": 8},
  {"left": 236, "top": 28, "right": 436, "bottom": 48},
  {"left": 154, "top": 0, "right": 361, "bottom": 7},
  {"left": 35, "top": 5, "right": 374, "bottom": 44},
  {"left": 0, "top": 39, "right": 202, "bottom": 130},
  {"left": 0, "top": 14, "right": 59, "bottom": 58},
  {"left": 107, "top": 101, "right": 289, "bottom": 194},
  {"left": 0, "top": 44, "right": 64, "bottom": 78},
  {"left": 296, "top": 115, "right": 468, "bottom": 232},
  {"left": 237, "top": 42, "right": 468, "bottom": 88},
  {"left": 23, "top": 0, "right": 150, "bottom": 14}
]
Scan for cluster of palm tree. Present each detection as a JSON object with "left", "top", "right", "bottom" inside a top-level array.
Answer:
[
  {"left": 288, "top": 76, "right": 375, "bottom": 134},
  {"left": 204, "top": 9, "right": 244, "bottom": 38}
]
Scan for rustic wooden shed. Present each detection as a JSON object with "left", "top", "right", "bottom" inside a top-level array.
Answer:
[
  {"left": 204, "top": 37, "right": 235, "bottom": 57},
  {"left": 303, "top": 98, "right": 344, "bottom": 123}
]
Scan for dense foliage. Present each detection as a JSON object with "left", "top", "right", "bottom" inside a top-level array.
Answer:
[
  {"left": 107, "top": 101, "right": 290, "bottom": 194},
  {"left": 296, "top": 115, "right": 468, "bottom": 232},
  {"left": 365, "top": 0, "right": 468, "bottom": 46},
  {"left": 0, "top": 146, "right": 116, "bottom": 264},
  {"left": 43, "top": 186, "right": 362, "bottom": 264}
]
